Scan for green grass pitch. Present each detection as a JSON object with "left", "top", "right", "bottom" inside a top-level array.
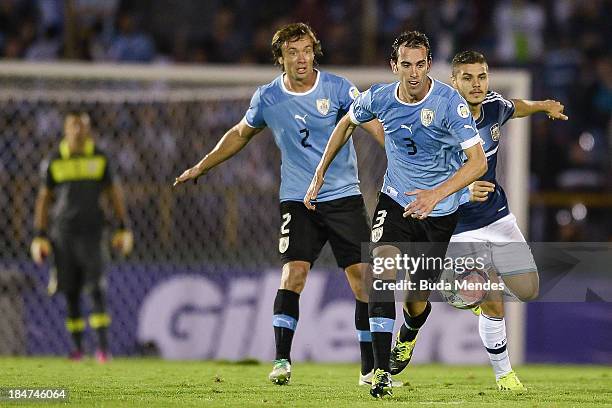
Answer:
[{"left": 1, "top": 358, "right": 611, "bottom": 407}]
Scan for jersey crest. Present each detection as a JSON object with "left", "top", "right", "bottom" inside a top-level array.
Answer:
[
  {"left": 371, "top": 227, "right": 383, "bottom": 243},
  {"left": 279, "top": 236, "right": 289, "bottom": 253},
  {"left": 490, "top": 123, "right": 501, "bottom": 141},
  {"left": 316, "top": 98, "right": 330, "bottom": 115},
  {"left": 420, "top": 108, "right": 435, "bottom": 126}
]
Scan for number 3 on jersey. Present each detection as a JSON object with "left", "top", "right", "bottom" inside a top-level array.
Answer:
[{"left": 372, "top": 210, "right": 387, "bottom": 228}]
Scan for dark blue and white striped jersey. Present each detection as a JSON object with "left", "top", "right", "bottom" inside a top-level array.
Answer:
[{"left": 454, "top": 91, "right": 515, "bottom": 234}]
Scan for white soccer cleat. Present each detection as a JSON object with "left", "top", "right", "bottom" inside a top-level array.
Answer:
[
  {"left": 359, "top": 369, "right": 403, "bottom": 387},
  {"left": 268, "top": 359, "right": 291, "bottom": 385}
]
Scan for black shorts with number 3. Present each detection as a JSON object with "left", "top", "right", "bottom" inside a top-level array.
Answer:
[
  {"left": 278, "top": 195, "right": 371, "bottom": 269},
  {"left": 370, "top": 193, "right": 459, "bottom": 283}
]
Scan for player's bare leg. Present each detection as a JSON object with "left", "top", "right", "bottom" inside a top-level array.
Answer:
[{"left": 269, "top": 261, "right": 310, "bottom": 385}]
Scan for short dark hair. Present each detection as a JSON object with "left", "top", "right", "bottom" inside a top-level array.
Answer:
[
  {"left": 390, "top": 31, "right": 432, "bottom": 63},
  {"left": 451, "top": 51, "right": 487, "bottom": 75},
  {"left": 271, "top": 22, "right": 323, "bottom": 70}
]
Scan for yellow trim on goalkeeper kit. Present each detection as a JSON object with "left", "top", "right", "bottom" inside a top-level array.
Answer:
[
  {"left": 51, "top": 140, "right": 106, "bottom": 183},
  {"left": 89, "top": 313, "right": 111, "bottom": 329},
  {"left": 65, "top": 318, "right": 86, "bottom": 332}
]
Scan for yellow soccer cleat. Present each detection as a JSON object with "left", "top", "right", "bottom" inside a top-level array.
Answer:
[
  {"left": 389, "top": 331, "right": 418, "bottom": 375},
  {"left": 497, "top": 370, "right": 527, "bottom": 391},
  {"left": 370, "top": 369, "right": 393, "bottom": 398},
  {"left": 471, "top": 305, "right": 482, "bottom": 316}
]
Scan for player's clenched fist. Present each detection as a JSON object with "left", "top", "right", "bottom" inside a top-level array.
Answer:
[
  {"left": 30, "top": 236, "right": 51, "bottom": 265},
  {"left": 469, "top": 181, "right": 495, "bottom": 202}
]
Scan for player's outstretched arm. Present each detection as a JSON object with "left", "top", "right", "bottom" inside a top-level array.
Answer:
[
  {"left": 512, "top": 99, "right": 568, "bottom": 120},
  {"left": 304, "top": 114, "right": 357, "bottom": 210},
  {"left": 404, "top": 143, "right": 487, "bottom": 219},
  {"left": 173, "top": 119, "right": 263, "bottom": 186}
]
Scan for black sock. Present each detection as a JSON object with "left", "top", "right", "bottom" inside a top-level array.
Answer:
[
  {"left": 399, "top": 301, "right": 431, "bottom": 342},
  {"left": 273, "top": 289, "right": 300, "bottom": 362},
  {"left": 355, "top": 300, "right": 374, "bottom": 375},
  {"left": 65, "top": 291, "right": 84, "bottom": 351},
  {"left": 369, "top": 280, "right": 396, "bottom": 372},
  {"left": 90, "top": 286, "right": 110, "bottom": 352}
]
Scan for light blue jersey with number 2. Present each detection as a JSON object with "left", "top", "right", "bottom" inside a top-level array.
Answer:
[
  {"left": 244, "top": 70, "right": 361, "bottom": 202},
  {"left": 349, "top": 78, "right": 482, "bottom": 216}
]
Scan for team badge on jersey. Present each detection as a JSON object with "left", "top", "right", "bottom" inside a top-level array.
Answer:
[
  {"left": 316, "top": 98, "right": 330, "bottom": 115},
  {"left": 371, "top": 227, "right": 383, "bottom": 243},
  {"left": 490, "top": 123, "right": 501, "bottom": 141},
  {"left": 457, "top": 103, "right": 470, "bottom": 118},
  {"left": 349, "top": 86, "right": 360, "bottom": 100},
  {"left": 279, "top": 236, "right": 289, "bottom": 253},
  {"left": 420, "top": 108, "right": 435, "bottom": 127}
]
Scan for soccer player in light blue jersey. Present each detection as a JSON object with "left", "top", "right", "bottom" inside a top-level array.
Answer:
[
  {"left": 175, "top": 23, "right": 386, "bottom": 386},
  {"left": 304, "top": 31, "right": 487, "bottom": 398},
  {"left": 449, "top": 50, "right": 567, "bottom": 391}
]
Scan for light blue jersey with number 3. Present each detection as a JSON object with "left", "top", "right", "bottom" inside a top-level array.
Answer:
[
  {"left": 349, "top": 78, "right": 482, "bottom": 216},
  {"left": 244, "top": 70, "right": 361, "bottom": 202}
]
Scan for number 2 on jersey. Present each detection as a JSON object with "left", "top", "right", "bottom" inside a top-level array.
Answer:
[
  {"left": 299, "top": 128, "right": 312, "bottom": 148},
  {"left": 281, "top": 213, "right": 291, "bottom": 234}
]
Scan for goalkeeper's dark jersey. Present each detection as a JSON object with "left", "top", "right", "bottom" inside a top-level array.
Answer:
[{"left": 41, "top": 138, "right": 114, "bottom": 234}]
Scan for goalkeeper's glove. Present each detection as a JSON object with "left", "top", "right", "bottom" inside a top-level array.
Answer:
[
  {"left": 111, "top": 229, "right": 134, "bottom": 256},
  {"left": 31, "top": 236, "right": 51, "bottom": 265}
]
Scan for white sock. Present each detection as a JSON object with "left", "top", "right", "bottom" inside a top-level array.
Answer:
[{"left": 479, "top": 313, "right": 512, "bottom": 380}]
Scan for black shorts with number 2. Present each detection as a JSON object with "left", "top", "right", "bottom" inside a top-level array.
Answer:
[{"left": 278, "top": 195, "right": 371, "bottom": 269}]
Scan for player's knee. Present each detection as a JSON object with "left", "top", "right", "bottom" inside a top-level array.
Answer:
[
  {"left": 345, "top": 263, "right": 369, "bottom": 302},
  {"left": 507, "top": 271, "right": 539, "bottom": 301},
  {"left": 515, "top": 283, "right": 539, "bottom": 302},
  {"left": 480, "top": 300, "right": 504, "bottom": 318},
  {"left": 372, "top": 245, "right": 401, "bottom": 279},
  {"left": 280, "top": 262, "right": 309, "bottom": 293}
]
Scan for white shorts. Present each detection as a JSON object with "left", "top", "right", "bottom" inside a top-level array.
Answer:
[{"left": 449, "top": 213, "right": 537, "bottom": 276}]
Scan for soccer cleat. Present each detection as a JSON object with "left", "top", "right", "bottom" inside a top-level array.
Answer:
[
  {"left": 359, "top": 370, "right": 403, "bottom": 387},
  {"left": 359, "top": 370, "right": 374, "bottom": 386},
  {"left": 369, "top": 369, "right": 393, "bottom": 398},
  {"left": 95, "top": 349, "right": 111, "bottom": 364},
  {"left": 68, "top": 350, "right": 83, "bottom": 361},
  {"left": 268, "top": 359, "right": 291, "bottom": 385},
  {"left": 471, "top": 305, "right": 482, "bottom": 316},
  {"left": 389, "top": 331, "right": 418, "bottom": 375},
  {"left": 497, "top": 370, "right": 527, "bottom": 391}
]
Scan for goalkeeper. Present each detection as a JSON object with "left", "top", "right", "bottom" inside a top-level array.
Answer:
[{"left": 30, "top": 111, "right": 133, "bottom": 362}]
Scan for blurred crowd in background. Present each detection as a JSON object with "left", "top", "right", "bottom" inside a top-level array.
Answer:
[{"left": 0, "top": 0, "right": 610, "bottom": 242}]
